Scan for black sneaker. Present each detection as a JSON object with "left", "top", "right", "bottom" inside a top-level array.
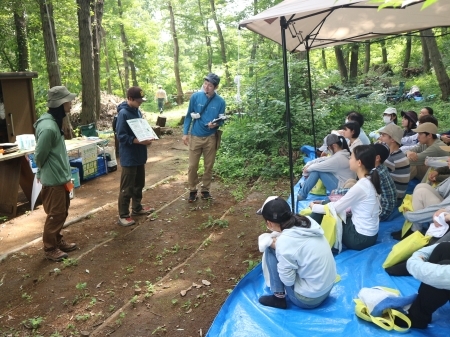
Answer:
[
  {"left": 188, "top": 192, "right": 198, "bottom": 203},
  {"left": 201, "top": 191, "right": 213, "bottom": 200}
]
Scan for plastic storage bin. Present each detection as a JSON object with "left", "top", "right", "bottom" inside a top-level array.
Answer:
[{"left": 71, "top": 167, "right": 80, "bottom": 188}]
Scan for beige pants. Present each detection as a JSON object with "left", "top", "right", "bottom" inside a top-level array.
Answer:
[
  {"left": 411, "top": 183, "right": 443, "bottom": 231},
  {"left": 188, "top": 135, "right": 217, "bottom": 192},
  {"left": 410, "top": 165, "right": 429, "bottom": 181}
]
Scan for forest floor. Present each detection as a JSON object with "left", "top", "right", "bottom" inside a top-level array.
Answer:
[{"left": 0, "top": 109, "right": 289, "bottom": 337}]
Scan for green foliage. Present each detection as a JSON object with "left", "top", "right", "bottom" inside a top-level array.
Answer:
[{"left": 201, "top": 216, "right": 229, "bottom": 229}]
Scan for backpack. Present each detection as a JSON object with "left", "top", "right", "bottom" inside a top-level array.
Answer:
[{"left": 112, "top": 115, "right": 118, "bottom": 133}]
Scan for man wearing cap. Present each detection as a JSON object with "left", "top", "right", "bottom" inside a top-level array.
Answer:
[
  {"left": 155, "top": 85, "right": 167, "bottom": 114},
  {"left": 182, "top": 73, "right": 226, "bottom": 202},
  {"left": 379, "top": 124, "right": 411, "bottom": 202},
  {"left": 34, "top": 86, "right": 77, "bottom": 261},
  {"left": 369, "top": 107, "right": 398, "bottom": 141},
  {"left": 406, "top": 122, "right": 449, "bottom": 181},
  {"left": 116, "top": 86, "right": 155, "bottom": 227},
  {"left": 298, "top": 134, "right": 354, "bottom": 201}
]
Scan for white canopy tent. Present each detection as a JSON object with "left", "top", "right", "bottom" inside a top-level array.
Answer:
[{"left": 239, "top": 0, "right": 450, "bottom": 206}]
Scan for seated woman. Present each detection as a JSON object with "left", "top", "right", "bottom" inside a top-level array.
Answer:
[
  {"left": 369, "top": 107, "right": 398, "bottom": 141},
  {"left": 342, "top": 121, "right": 362, "bottom": 152},
  {"left": 309, "top": 145, "right": 381, "bottom": 251},
  {"left": 256, "top": 196, "right": 336, "bottom": 309},
  {"left": 397, "top": 242, "right": 450, "bottom": 329},
  {"left": 297, "top": 134, "right": 355, "bottom": 201},
  {"left": 400, "top": 110, "right": 418, "bottom": 147}
]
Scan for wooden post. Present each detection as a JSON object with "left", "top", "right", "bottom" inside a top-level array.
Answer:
[
  {"left": 156, "top": 116, "right": 166, "bottom": 127},
  {"left": 152, "top": 126, "right": 161, "bottom": 138}
]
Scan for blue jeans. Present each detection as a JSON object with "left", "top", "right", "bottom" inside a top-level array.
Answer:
[
  {"left": 264, "top": 247, "right": 331, "bottom": 309},
  {"left": 299, "top": 171, "right": 338, "bottom": 199}
]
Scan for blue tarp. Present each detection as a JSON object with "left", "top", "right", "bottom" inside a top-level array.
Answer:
[{"left": 207, "top": 180, "right": 450, "bottom": 337}]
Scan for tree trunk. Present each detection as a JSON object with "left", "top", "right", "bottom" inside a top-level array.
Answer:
[
  {"left": 420, "top": 31, "right": 431, "bottom": 73},
  {"left": 334, "top": 46, "right": 348, "bottom": 82},
  {"left": 198, "top": 0, "right": 212, "bottom": 73},
  {"left": 209, "top": 0, "right": 231, "bottom": 85},
  {"left": 101, "top": 28, "right": 112, "bottom": 94},
  {"left": 14, "top": 9, "right": 29, "bottom": 71},
  {"left": 321, "top": 49, "right": 327, "bottom": 70},
  {"left": 349, "top": 44, "right": 359, "bottom": 81},
  {"left": 168, "top": 2, "right": 183, "bottom": 105},
  {"left": 117, "top": 0, "right": 130, "bottom": 89},
  {"left": 91, "top": 0, "right": 104, "bottom": 119},
  {"left": 364, "top": 40, "right": 370, "bottom": 74},
  {"left": 422, "top": 28, "right": 450, "bottom": 101},
  {"left": 77, "top": 0, "right": 96, "bottom": 125},
  {"left": 38, "top": 0, "right": 60, "bottom": 87},
  {"left": 39, "top": 0, "right": 73, "bottom": 139},
  {"left": 380, "top": 40, "right": 387, "bottom": 63},
  {"left": 402, "top": 35, "right": 412, "bottom": 70}
]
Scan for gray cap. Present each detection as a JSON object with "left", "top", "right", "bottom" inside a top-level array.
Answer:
[{"left": 318, "top": 134, "right": 340, "bottom": 152}]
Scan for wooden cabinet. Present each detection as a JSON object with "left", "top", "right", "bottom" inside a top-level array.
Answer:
[{"left": 0, "top": 72, "right": 38, "bottom": 143}]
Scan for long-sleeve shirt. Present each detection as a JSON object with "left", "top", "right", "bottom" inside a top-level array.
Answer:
[
  {"left": 183, "top": 91, "right": 226, "bottom": 137},
  {"left": 407, "top": 139, "right": 449, "bottom": 166},
  {"left": 376, "top": 164, "right": 397, "bottom": 221},
  {"left": 384, "top": 149, "right": 410, "bottom": 199},
  {"left": 312, "top": 177, "right": 380, "bottom": 236},
  {"left": 305, "top": 150, "right": 355, "bottom": 187},
  {"left": 407, "top": 244, "right": 450, "bottom": 290}
]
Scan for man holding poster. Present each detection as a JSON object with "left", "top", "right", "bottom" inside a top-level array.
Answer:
[{"left": 116, "top": 86, "right": 155, "bottom": 227}]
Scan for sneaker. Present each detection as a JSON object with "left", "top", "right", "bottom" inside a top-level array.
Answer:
[
  {"left": 118, "top": 217, "right": 136, "bottom": 227},
  {"left": 132, "top": 207, "right": 155, "bottom": 216},
  {"left": 45, "top": 248, "right": 68, "bottom": 262},
  {"left": 201, "top": 191, "right": 213, "bottom": 200},
  {"left": 58, "top": 239, "right": 77, "bottom": 252},
  {"left": 188, "top": 192, "right": 198, "bottom": 203}
]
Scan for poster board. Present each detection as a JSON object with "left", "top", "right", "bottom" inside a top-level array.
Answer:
[
  {"left": 80, "top": 143, "right": 97, "bottom": 179},
  {"left": 126, "top": 118, "right": 159, "bottom": 142}
]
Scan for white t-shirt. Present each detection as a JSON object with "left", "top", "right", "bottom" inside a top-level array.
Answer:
[{"left": 312, "top": 177, "right": 380, "bottom": 236}]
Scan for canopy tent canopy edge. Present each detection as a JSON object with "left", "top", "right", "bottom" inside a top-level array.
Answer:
[{"left": 238, "top": 0, "right": 450, "bottom": 208}]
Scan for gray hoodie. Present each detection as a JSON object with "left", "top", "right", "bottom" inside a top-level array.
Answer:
[
  {"left": 276, "top": 217, "right": 337, "bottom": 298},
  {"left": 305, "top": 150, "right": 355, "bottom": 187}
]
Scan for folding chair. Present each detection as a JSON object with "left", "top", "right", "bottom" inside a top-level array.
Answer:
[{"left": 386, "top": 81, "right": 405, "bottom": 104}]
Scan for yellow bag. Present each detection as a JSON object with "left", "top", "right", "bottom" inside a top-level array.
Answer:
[
  {"left": 321, "top": 205, "right": 336, "bottom": 247},
  {"left": 354, "top": 299, "right": 411, "bottom": 332},
  {"left": 310, "top": 179, "right": 327, "bottom": 196},
  {"left": 382, "top": 231, "right": 431, "bottom": 269},
  {"left": 398, "top": 194, "right": 413, "bottom": 239}
]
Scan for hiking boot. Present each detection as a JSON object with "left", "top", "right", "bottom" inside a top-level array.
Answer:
[
  {"left": 201, "top": 191, "right": 213, "bottom": 200},
  {"left": 132, "top": 207, "right": 155, "bottom": 216},
  {"left": 118, "top": 217, "right": 136, "bottom": 227},
  {"left": 188, "top": 192, "right": 198, "bottom": 203},
  {"left": 58, "top": 239, "right": 77, "bottom": 252},
  {"left": 45, "top": 248, "right": 68, "bottom": 262}
]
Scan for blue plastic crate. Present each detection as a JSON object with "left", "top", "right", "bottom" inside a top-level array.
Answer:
[{"left": 69, "top": 155, "right": 107, "bottom": 182}]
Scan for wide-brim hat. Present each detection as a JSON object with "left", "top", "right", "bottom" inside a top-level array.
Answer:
[
  {"left": 401, "top": 110, "right": 418, "bottom": 125},
  {"left": 379, "top": 124, "right": 403, "bottom": 145},
  {"left": 47, "top": 86, "right": 77, "bottom": 108}
]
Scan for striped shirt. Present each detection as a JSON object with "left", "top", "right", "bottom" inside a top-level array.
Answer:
[{"left": 384, "top": 149, "right": 410, "bottom": 199}]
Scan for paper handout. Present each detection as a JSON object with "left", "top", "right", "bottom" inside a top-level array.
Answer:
[{"left": 126, "top": 118, "right": 159, "bottom": 141}]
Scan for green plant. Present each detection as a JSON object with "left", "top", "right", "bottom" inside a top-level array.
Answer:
[
  {"left": 145, "top": 281, "right": 155, "bottom": 298},
  {"left": 76, "top": 282, "right": 88, "bottom": 297},
  {"left": 109, "top": 305, "right": 116, "bottom": 312},
  {"left": 201, "top": 216, "right": 229, "bottom": 229},
  {"left": 62, "top": 258, "right": 78, "bottom": 268},
  {"left": 75, "top": 313, "right": 90, "bottom": 321},
  {"left": 23, "top": 316, "right": 43, "bottom": 329},
  {"left": 171, "top": 299, "right": 178, "bottom": 305},
  {"left": 0, "top": 215, "right": 8, "bottom": 222},
  {"left": 50, "top": 331, "right": 64, "bottom": 337},
  {"left": 130, "top": 295, "right": 138, "bottom": 306},
  {"left": 243, "top": 259, "right": 260, "bottom": 273},
  {"left": 22, "top": 292, "right": 32, "bottom": 302},
  {"left": 171, "top": 243, "right": 180, "bottom": 253},
  {"left": 116, "top": 311, "right": 126, "bottom": 326},
  {"left": 181, "top": 299, "right": 191, "bottom": 309},
  {"left": 125, "top": 265, "right": 134, "bottom": 274}
]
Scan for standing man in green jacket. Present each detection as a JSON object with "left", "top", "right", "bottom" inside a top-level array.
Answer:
[{"left": 34, "top": 86, "right": 77, "bottom": 261}]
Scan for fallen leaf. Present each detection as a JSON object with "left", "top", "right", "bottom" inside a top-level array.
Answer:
[
  {"left": 122, "top": 283, "right": 128, "bottom": 288},
  {"left": 180, "top": 290, "right": 187, "bottom": 297},
  {"left": 185, "top": 308, "right": 192, "bottom": 314},
  {"left": 96, "top": 282, "right": 103, "bottom": 288},
  {"left": 180, "top": 269, "right": 184, "bottom": 274},
  {"left": 201, "top": 280, "right": 211, "bottom": 286}
]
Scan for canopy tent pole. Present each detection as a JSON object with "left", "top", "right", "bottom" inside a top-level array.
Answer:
[
  {"left": 305, "top": 37, "right": 318, "bottom": 161},
  {"left": 280, "top": 16, "right": 296, "bottom": 209}
]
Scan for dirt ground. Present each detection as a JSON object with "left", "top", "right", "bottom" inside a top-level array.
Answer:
[{"left": 0, "top": 125, "right": 289, "bottom": 337}]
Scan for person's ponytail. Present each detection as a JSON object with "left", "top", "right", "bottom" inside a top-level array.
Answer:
[
  {"left": 337, "top": 135, "right": 350, "bottom": 153},
  {"left": 369, "top": 168, "right": 382, "bottom": 195}
]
